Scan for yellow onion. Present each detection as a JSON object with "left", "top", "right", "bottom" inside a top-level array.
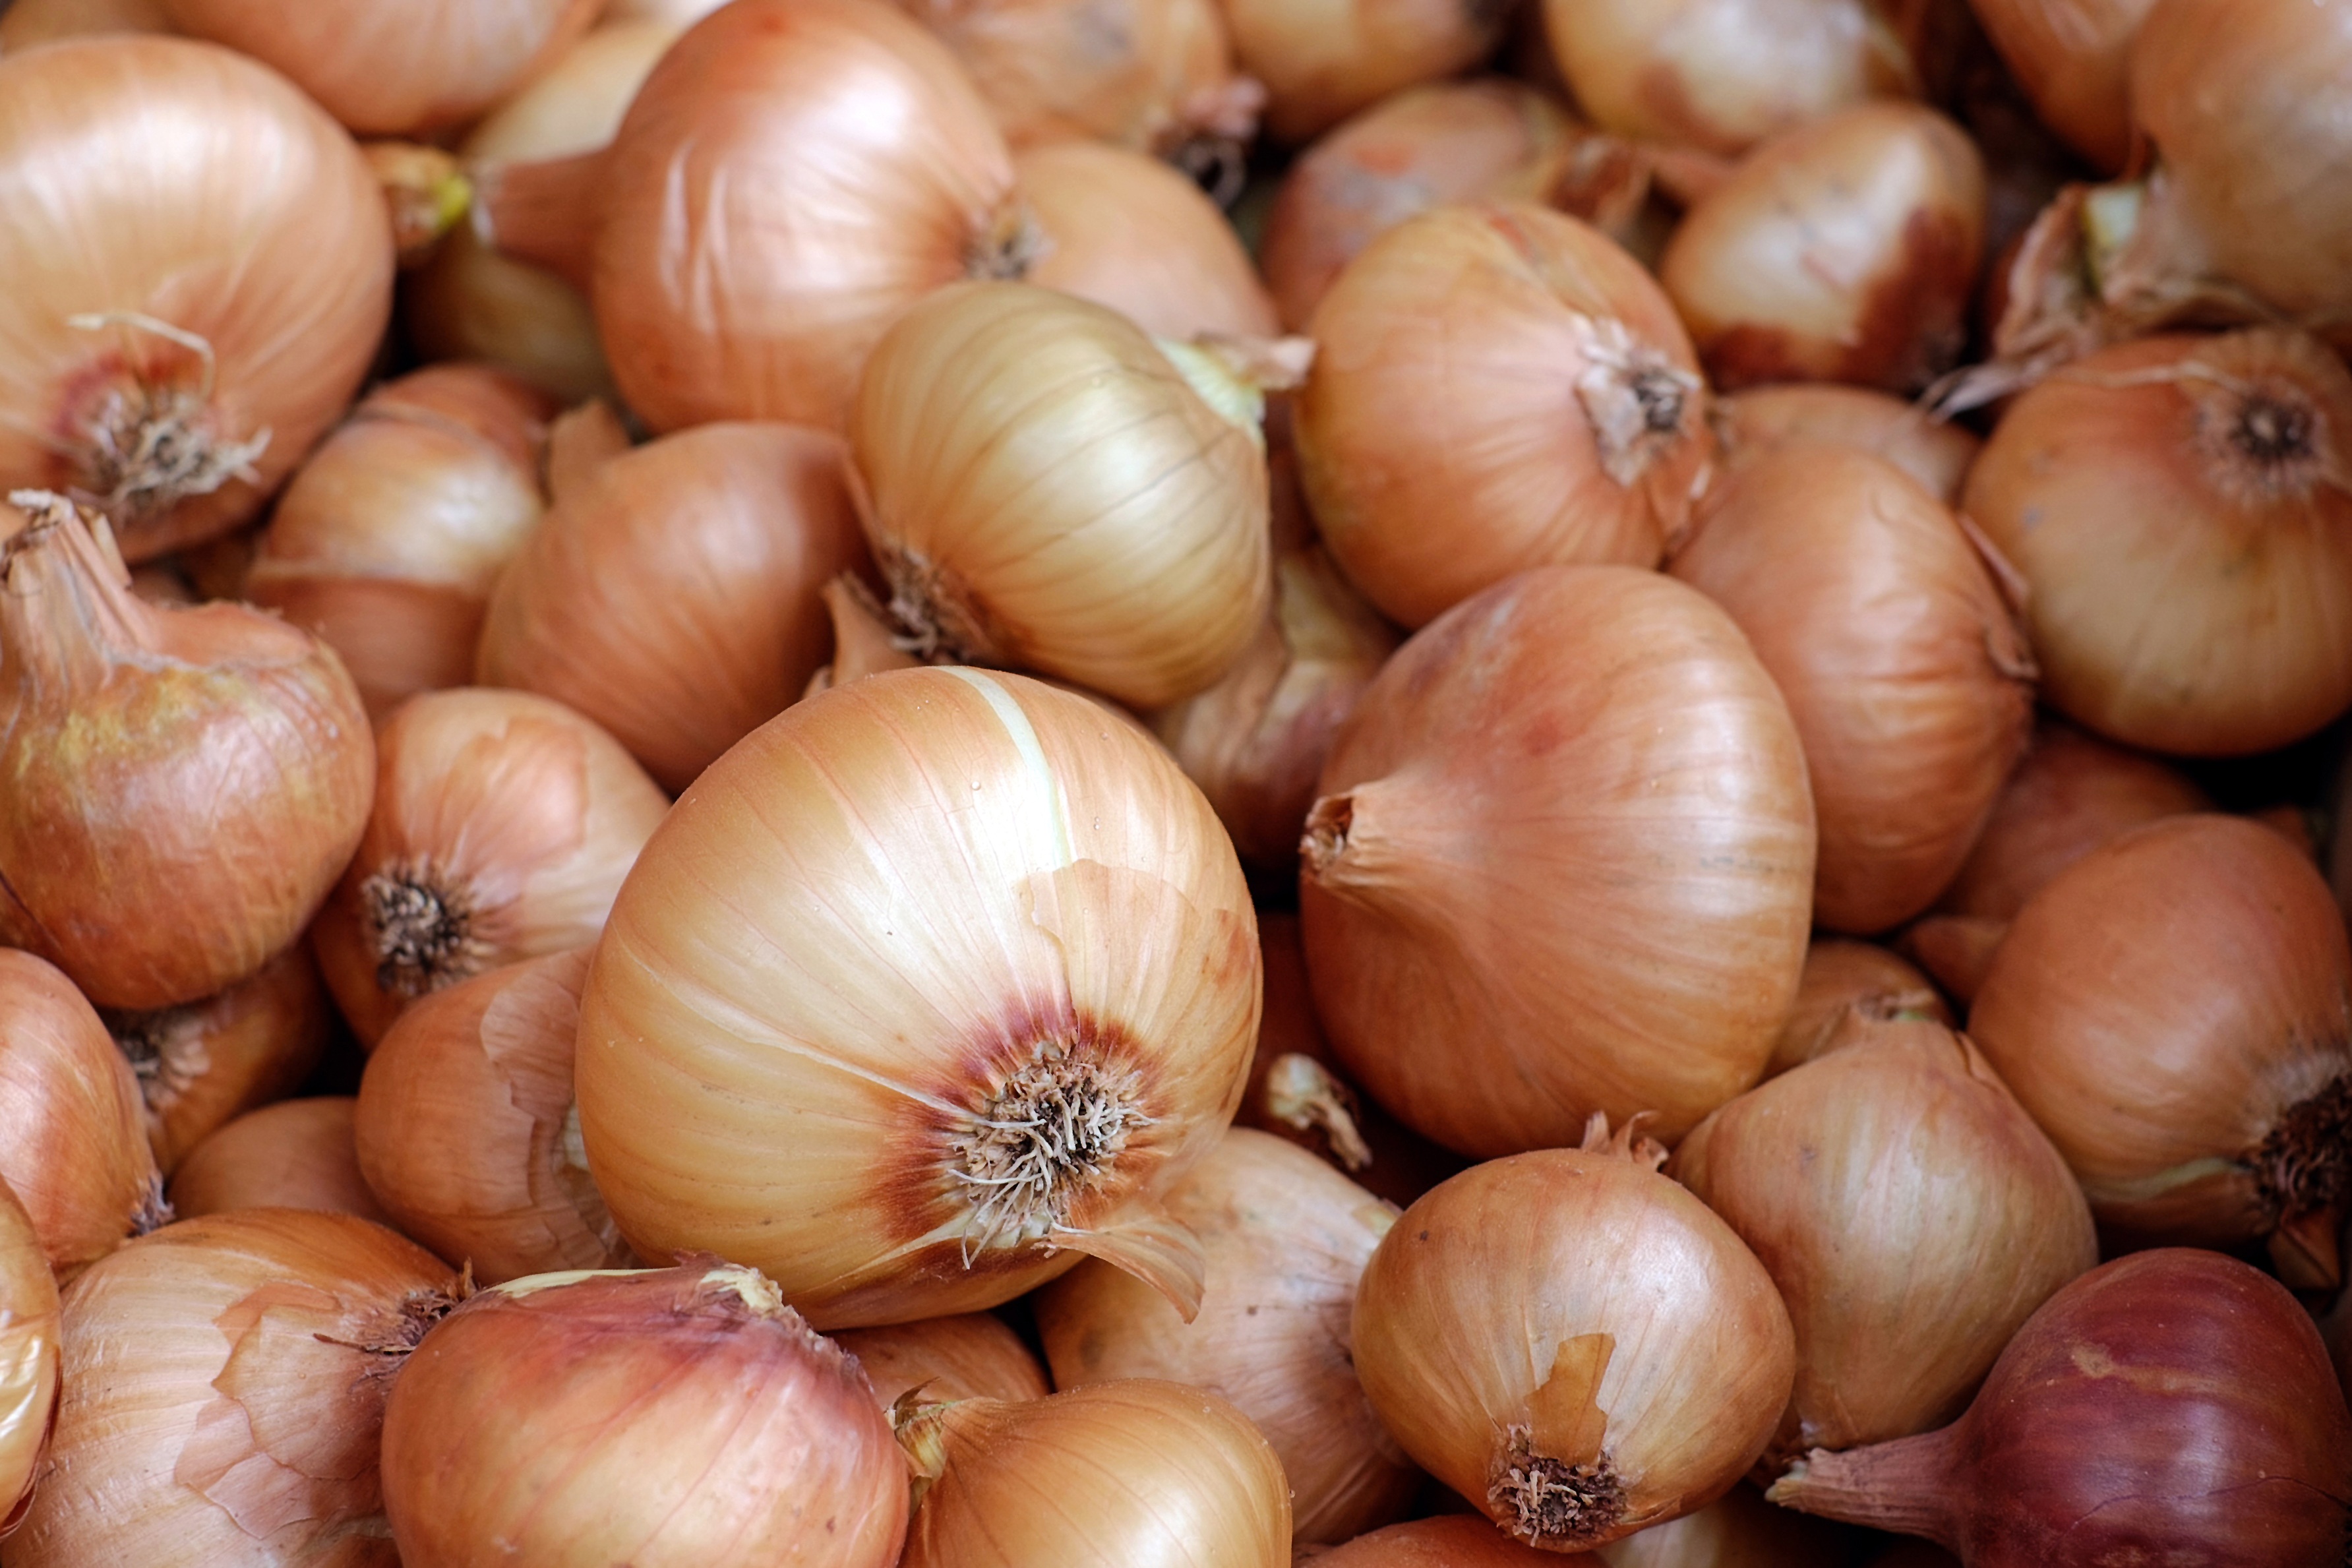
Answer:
[
  {"left": 1963, "top": 329, "right": 2352, "bottom": 756},
  {"left": 8, "top": 1209, "right": 456, "bottom": 1568},
  {"left": 1313, "top": 1517, "right": 1563, "bottom": 1564},
  {"left": 1302, "top": 566, "right": 1815, "bottom": 1155},
  {"left": 897, "top": 1379, "right": 1291, "bottom": 1565},
  {"left": 312, "top": 688, "right": 669, "bottom": 1047},
  {"left": 247, "top": 366, "right": 555, "bottom": 719},
  {"left": 1661, "top": 104, "right": 1985, "bottom": 394},
  {"left": 1768, "top": 939, "right": 1947, "bottom": 1078},
  {"left": 0, "top": 37, "right": 390, "bottom": 561},
  {"left": 1016, "top": 141, "right": 1279, "bottom": 340},
  {"left": 1595, "top": 1482, "right": 1874, "bottom": 1566},
  {"left": 1670, "top": 1018, "right": 2097, "bottom": 1471},
  {"left": 1221, "top": 0, "right": 1503, "bottom": 143},
  {"left": 1712, "top": 384, "right": 1978, "bottom": 504},
  {"left": 0, "top": 1178, "right": 59, "bottom": 1536},
  {"left": 156, "top": 0, "right": 595, "bottom": 136},
  {"left": 851, "top": 282, "right": 1279, "bottom": 709},
  {"left": 477, "top": 0, "right": 1027, "bottom": 434},
  {"left": 104, "top": 946, "right": 333, "bottom": 1174},
  {"left": 1352, "top": 1120, "right": 1797, "bottom": 1550},
  {"left": 603, "top": 0, "right": 730, "bottom": 18},
  {"left": 0, "top": 0, "right": 171, "bottom": 50},
  {"left": 1968, "top": 0, "right": 2156, "bottom": 171},
  {"left": 355, "top": 950, "right": 636, "bottom": 1283},
  {"left": 1973, "top": 814, "right": 2352, "bottom": 1286},
  {"left": 576, "top": 667, "right": 1259, "bottom": 1326},
  {"left": 835, "top": 1313, "right": 1051, "bottom": 1408},
  {"left": 0, "top": 496, "right": 374, "bottom": 1013},
  {"left": 1037, "top": 1128, "right": 1416, "bottom": 1543},
  {"left": 477, "top": 419, "right": 869, "bottom": 794},
  {"left": 1670, "top": 445, "right": 2034, "bottom": 933},
  {"left": 382, "top": 1261, "right": 909, "bottom": 1568},
  {"left": 166, "top": 1098, "right": 393, "bottom": 1228},
  {"left": 1296, "top": 204, "right": 1712, "bottom": 630}
]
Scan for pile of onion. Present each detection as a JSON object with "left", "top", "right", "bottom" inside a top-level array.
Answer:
[
  {"left": 0, "top": 1176, "right": 59, "bottom": 1534},
  {"left": 166, "top": 1097, "right": 389, "bottom": 1225}
]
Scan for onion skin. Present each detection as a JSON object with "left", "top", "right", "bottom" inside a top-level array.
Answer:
[
  {"left": 166, "top": 1098, "right": 392, "bottom": 1228},
  {"left": 1970, "top": 816, "right": 2352, "bottom": 1284},
  {"left": 1713, "top": 384, "right": 1978, "bottom": 505},
  {"left": 1768, "top": 1249, "right": 2352, "bottom": 1567},
  {"left": 1594, "top": 1482, "right": 1873, "bottom": 1567},
  {"left": 1221, "top": 0, "right": 1504, "bottom": 143},
  {"left": 0, "top": 1178, "right": 61, "bottom": 1536},
  {"left": 833, "top": 1313, "right": 1050, "bottom": 1408},
  {"left": 1313, "top": 1516, "right": 1570, "bottom": 1565},
  {"left": 0, "top": 0, "right": 173, "bottom": 50},
  {"left": 1768, "top": 940, "right": 1947, "bottom": 1079},
  {"left": 477, "top": 421, "right": 869, "bottom": 794},
  {"left": 1037, "top": 1128, "right": 1417, "bottom": 1544},
  {"left": 1669, "top": 445, "right": 2033, "bottom": 934},
  {"left": 1968, "top": 0, "right": 2155, "bottom": 172},
  {"left": 1302, "top": 565, "right": 1815, "bottom": 1155},
  {"left": 381, "top": 1262, "right": 909, "bottom": 1568}
]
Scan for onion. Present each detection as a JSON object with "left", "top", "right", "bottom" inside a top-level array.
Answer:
[
  {"left": 1963, "top": 328, "right": 2352, "bottom": 756},
  {"left": 156, "top": 0, "right": 596, "bottom": 136},
  {"left": 1768, "top": 1249, "right": 2352, "bottom": 1567},
  {"left": 0, "top": 0, "right": 171, "bottom": 50},
  {"left": 602, "top": 0, "right": 730, "bottom": 18},
  {"left": 1016, "top": 141, "right": 1279, "bottom": 340},
  {"left": 247, "top": 366, "right": 555, "bottom": 719},
  {"left": 834, "top": 1313, "right": 1051, "bottom": 1408},
  {"left": 1713, "top": 386, "right": 1978, "bottom": 506},
  {"left": 476, "top": 0, "right": 1027, "bottom": 435},
  {"left": 576, "top": 667, "right": 1259, "bottom": 1326},
  {"left": 1296, "top": 204, "right": 1711, "bottom": 630},
  {"left": 1037, "top": 1128, "right": 1417, "bottom": 1544},
  {"left": 1971, "top": 814, "right": 2352, "bottom": 1288},
  {"left": 1670, "top": 1018, "right": 2096, "bottom": 1470},
  {"left": 1660, "top": 104, "right": 1984, "bottom": 394},
  {"left": 0, "top": 1178, "right": 61, "bottom": 1535},
  {"left": 0, "top": 37, "right": 391, "bottom": 561},
  {"left": 477, "top": 417, "right": 868, "bottom": 793},
  {"left": 896, "top": 1379, "right": 1292, "bottom": 1565},
  {"left": 1220, "top": 0, "right": 1503, "bottom": 143},
  {"left": 381, "top": 1261, "right": 909, "bottom": 1568},
  {"left": 1669, "top": 445, "right": 2034, "bottom": 934},
  {"left": 104, "top": 946, "right": 334, "bottom": 1174},
  {"left": 1313, "top": 1517, "right": 1558, "bottom": 1564},
  {"left": 1352, "top": 1119, "right": 1796, "bottom": 1550},
  {"left": 1968, "top": 0, "right": 2156, "bottom": 171},
  {"left": 1768, "top": 939, "right": 1947, "bottom": 1078},
  {"left": 1594, "top": 1483, "right": 1874, "bottom": 1567},
  {"left": 355, "top": 950, "right": 636, "bottom": 1283},
  {"left": 1302, "top": 565, "right": 1815, "bottom": 1155},
  {"left": 311, "top": 688, "right": 670, "bottom": 1047},
  {"left": 8, "top": 1209, "right": 457, "bottom": 1568},
  {"left": 851, "top": 282, "right": 1279, "bottom": 709},
  {"left": 166, "top": 1098, "right": 392, "bottom": 1227}
]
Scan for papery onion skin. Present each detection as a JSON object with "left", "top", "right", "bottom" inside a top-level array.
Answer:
[
  {"left": 0, "top": 38, "right": 390, "bottom": 561},
  {"left": 1968, "top": 0, "right": 2155, "bottom": 172},
  {"left": 355, "top": 950, "right": 634, "bottom": 1284},
  {"left": 1302, "top": 565, "right": 1815, "bottom": 1155},
  {"left": 1670, "top": 1019, "right": 2097, "bottom": 1468},
  {"left": 0, "top": 1177, "right": 59, "bottom": 1536},
  {"left": 1768, "top": 939, "right": 1948, "bottom": 1079},
  {"left": 166, "top": 1098, "right": 393, "bottom": 1228},
  {"left": 576, "top": 667, "right": 1259, "bottom": 1327},
  {"left": 834, "top": 1313, "right": 1050, "bottom": 1408},
  {"left": 1352, "top": 1133, "right": 1797, "bottom": 1550},
  {"left": 1670, "top": 445, "right": 2032, "bottom": 934},
  {"left": 9, "top": 1209, "right": 455, "bottom": 1568},
  {"left": 1037, "top": 1128, "right": 1417, "bottom": 1544},
  {"left": 1964, "top": 328, "right": 2352, "bottom": 756},
  {"left": 0, "top": 0, "right": 173, "bottom": 50},
  {"left": 1315, "top": 1516, "right": 1574, "bottom": 1565},
  {"left": 897, "top": 1379, "right": 1292, "bottom": 1567},
  {"left": 1296, "top": 204, "right": 1712, "bottom": 630},
  {"left": 382, "top": 1261, "right": 909, "bottom": 1568},
  {"left": 1768, "top": 1249, "right": 2352, "bottom": 1567},
  {"left": 1714, "top": 385, "right": 1978, "bottom": 505}
]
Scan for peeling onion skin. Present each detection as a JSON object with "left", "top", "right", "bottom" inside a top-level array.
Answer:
[
  {"left": 0, "top": 1177, "right": 61, "bottom": 1537},
  {"left": 1302, "top": 565, "right": 1815, "bottom": 1156},
  {"left": 1767, "top": 939, "right": 1948, "bottom": 1079},
  {"left": 1312, "top": 1515, "right": 1567, "bottom": 1564},
  {"left": 1712, "top": 384, "right": 1979, "bottom": 506},
  {"left": 833, "top": 1313, "right": 1050, "bottom": 1408},
  {"left": 1968, "top": 0, "right": 2156, "bottom": 172},
  {"left": 166, "top": 1098, "right": 392, "bottom": 1228}
]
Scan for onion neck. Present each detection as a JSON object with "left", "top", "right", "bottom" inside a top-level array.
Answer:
[
  {"left": 1259, "top": 1052, "right": 1372, "bottom": 1170},
  {"left": 365, "top": 142, "right": 474, "bottom": 266},
  {"left": 0, "top": 491, "right": 163, "bottom": 700},
  {"left": 964, "top": 198, "right": 1046, "bottom": 282},
  {"left": 1566, "top": 316, "right": 1701, "bottom": 487},
  {"left": 1154, "top": 336, "right": 1315, "bottom": 447},
  {"left": 473, "top": 151, "right": 605, "bottom": 291},
  {"left": 1763, "top": 1427, "right": 1962, "bottom": 1544}
]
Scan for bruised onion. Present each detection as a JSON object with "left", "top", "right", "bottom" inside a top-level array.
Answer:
[
  {"left": 0, "top": 1178, "right": 58, "bottom": 1536},
  {"left": 1302, "top": 565, "right": 1814, "bottom": 1155},
  {"left": 355, "top": 950, "right": 635, "bottom": 1282},
  {"left": 382, "top": 1261, "right": 909, "bottom": 1568},
  {"left": 834, "top": 1313, "right": 1050, "bottom": 1408},
  {"left": 1713, "top": 384, "right": 1979, "bottom": 504},
  {"left": 1769, "top": 1249, "right": 2352, "bottom": 1567},
  {"left": 1314, "top": 1517, "right": 1560, "bottom": 1565},
  {"left": 576, "top": 668, "right": 1259, "bottom": 1326},
  {"left": 1296, "top": 204, "right": 1711, "bottom": 629},
  {"left": 1670, "top": 445, "right": 2033, "bottom": 933},
  {"left": 1968, "top": 0, "right": 2156, "bottom": 171},
  {"left": 1768, "top": 939, "right": 1947, "bottom": 1079},
  {"left": 166, "top": 1098, "right": 390, "bottom": 1226},
  {"left": 1352, "top": 1120, "right": 1795, "bottom": 1550},
  {"left": 1037, "top": 1128, "right": 1417, "bottom": 1543},
  {"left": 312, "top": 688, "right": 669, "bottom": 1047}
]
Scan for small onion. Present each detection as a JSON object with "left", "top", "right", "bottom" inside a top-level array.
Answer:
[
  {"left": 1221, "top": 0, "right": 1503, "bottom": 143},
  {"left": 1296, "top": 204, "right": 1711, "bottom": 630},
  {"left": 0, "top": 1178, "right": 59, "bottom": 1535},
  {"left": 355, "top": 950, "right": 636, "bottom": 1283},
  {"left": 1768, "top": 939, "right": 1947, "bottom": 1079},
  {"left": 1968, "top": 0, "right": 2157, "bottom": 171},
  {"left": 1971, "top": 815, "right": 2352, "bottom": 1288},
  {"left": 834, "top": 1313, "right": 1051, "bottom": 1408},
  {"left": 1037, "top": 1128, "right": 1418, "bottom": 1544},
  {"left": 1768, "top": 1250, "right": 2352, "bottom": 1568},
  {"left": 576, "top": 667, "right": 1259, "bottom": 1326},
  {"left": 382, "top": 1261, "right": 909, "bottom": 1568},
  {"left": 897, "top": 1379, "right": 1292, "bottom": 1566},
  {"left": 247, "top": 365, "right": 555, "bottom": 719},
  {"left": 165, "top": 1098, "right": 392, "bottom": 1227},
  {"left": 1713, "top": 384, "right": 1979, "bottom": 504},
  {"left": 1962, "top": 328, "right": 2352, "bottom": 756},
  {"left": 851, "top": 282, "right": 1277, "bottom": 709},
  {"left": 1668, "top": 444, "right": 2034, "bottom": 934},
  {"left": 311, "top": 688, "right": 669, "bottom": 1047},
  {"left": 1352, "top": 1120, "right": 1796, "bottom": 1551},
  {"left": 477, "top": 417, "right": 869, "bottom": 793},
  {"left": 0, "top": 0, "right": 172, "bottom": 50},
  {"left": 1313, "top": 1517, "right": 1561, "bottom": 1565},
  {"left": 1302, "top": 565, "right": 1815, "bottom": 1155}
]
